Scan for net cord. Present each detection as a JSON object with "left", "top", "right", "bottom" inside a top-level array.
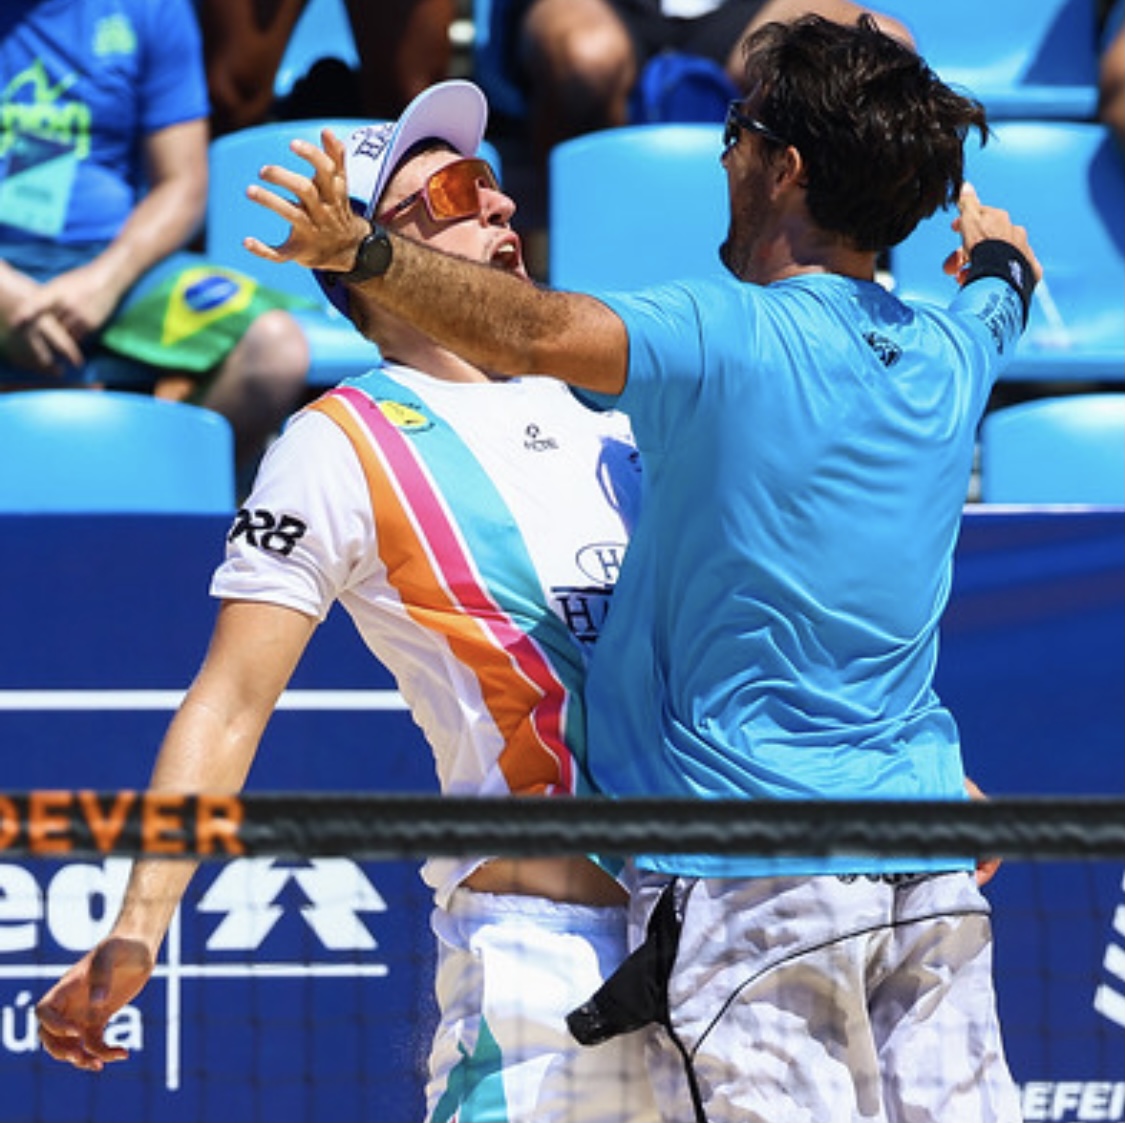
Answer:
[{"left": 2, "top": 792, "right": 1123, "bottom": 861}]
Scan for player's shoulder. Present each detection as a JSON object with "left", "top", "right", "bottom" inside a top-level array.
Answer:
[{"left": 261, "top": 401, "right": 362, "bottom": 479}]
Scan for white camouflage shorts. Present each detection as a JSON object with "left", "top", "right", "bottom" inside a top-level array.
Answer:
[{"left": 624, "top": 867, "right": 1023, "bottom": 1123}]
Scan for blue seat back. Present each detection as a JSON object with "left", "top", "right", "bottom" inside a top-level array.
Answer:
[
  {"left": 980, "top": 393, "right": 1125, "bottom": 505},
  {"left": 890, "top": 121, "right": 1124, "bottom": 383},
  {"left": 880, "top": 0, "right": 1099, "bottom": 118},
  {"left": 274, "top": 0, "right": 359, "bottom": 100},
  {"left": 0, "top": 391, "right": 235, "bottom": 514},
  {"left": 549, "top": 123, "right": 728, "bottom": 290}
]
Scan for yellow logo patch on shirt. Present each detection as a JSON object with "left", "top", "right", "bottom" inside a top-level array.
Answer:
[{"left": 376, "top": 400, "right": 432, "bottom": 432}]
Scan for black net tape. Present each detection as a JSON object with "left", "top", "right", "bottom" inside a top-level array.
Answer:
[{"left": 2, "top": 791, "right": 1123, "bottom": 860}]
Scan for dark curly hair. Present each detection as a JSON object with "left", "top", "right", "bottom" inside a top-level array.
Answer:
[{"left": 739, "top": 14, "right": 989, "bottom": 252}]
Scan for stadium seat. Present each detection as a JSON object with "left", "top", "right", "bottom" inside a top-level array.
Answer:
[
  {"left": 274, "top": 0, "right": 359, "bottom": 101},
  {"left": 0, "top": 390, "right": 236, "bottom": 514},
  {"left": 890, "top": 120, "right": 1124, "bottom": 384},
  {"left": 549, "top": 123, "right": 729, "bottom": 290},
  {"left": 207, "top": 120, "right": 503, "bottom": 385},
  {"left": 979, "top": 393, "right": 1125, "bottom": 505},
  {"left": 881, "top": 0, "right": 1099, "bottom": 119}
]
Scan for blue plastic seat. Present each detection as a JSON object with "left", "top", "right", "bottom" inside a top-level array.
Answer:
[
  {"left": 890, "top": 120, "right": 1124, "bottom": 383},
  {"left": 0, "top": 390, "right": 236, "bottom": 514},
  {"left": 880, "top": 0, "right": 1099, "bottom": 119},
  {"left": 207, "top": 119, "right": 503, "bottom": 385},
  {"left": 274, "top": 0, "right": 359, "bottom": 101},
  {"left": 980, "top": 393, "right": 1125, "bottom": 505},
  {"left": 549, "top": 123, "right": 728, "bottom": 290}
]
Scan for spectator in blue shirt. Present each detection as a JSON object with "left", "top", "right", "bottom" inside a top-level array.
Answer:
[{"left": 0, "top": 0, "right": 310, "bottom": 479}]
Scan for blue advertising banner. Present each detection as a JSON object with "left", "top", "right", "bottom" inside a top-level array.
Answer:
[{"left": 0, "top": 509, "right": 1122, "bottom": 1122}]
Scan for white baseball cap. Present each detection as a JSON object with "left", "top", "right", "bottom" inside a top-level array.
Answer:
[{"left": 317, "top": 79, "right": 489, "bottom": 315}]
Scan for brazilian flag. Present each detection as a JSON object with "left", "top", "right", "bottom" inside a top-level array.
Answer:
[{"left": 101, "top": 252, "right": 314, "bottom": 374}]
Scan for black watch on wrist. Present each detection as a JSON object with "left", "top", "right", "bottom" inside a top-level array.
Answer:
[{"left": 338, "top": 223, "right": 393, "bottom": 284}]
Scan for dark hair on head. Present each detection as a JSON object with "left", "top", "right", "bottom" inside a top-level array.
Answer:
[{"left": 738, "top": 14, "right": 989, "bottom": 251}]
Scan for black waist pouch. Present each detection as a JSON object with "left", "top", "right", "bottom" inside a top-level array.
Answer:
[{"left": 567, "top": 881, "right": 684, "bottom": 1046}]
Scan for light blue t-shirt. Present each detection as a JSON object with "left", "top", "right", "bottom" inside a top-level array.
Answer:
[
  {"left": 0, "top": 0, "right": 208, "bottom": 244},
  {"left": 579, "top": 271, "right": 1026, "bottom": 877}
]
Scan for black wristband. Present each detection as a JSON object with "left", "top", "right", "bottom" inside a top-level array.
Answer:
[{"left": 962, "top": 239, "right": 1037, "bottom": 327}]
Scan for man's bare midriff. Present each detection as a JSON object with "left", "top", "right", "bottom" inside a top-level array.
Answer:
[{"left": 462, "top": 856, "right": 627, "bottom": 906}]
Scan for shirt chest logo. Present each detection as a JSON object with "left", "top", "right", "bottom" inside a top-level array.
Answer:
[{"left": 523, "top": 423, "right": 558, "bottom": 452}]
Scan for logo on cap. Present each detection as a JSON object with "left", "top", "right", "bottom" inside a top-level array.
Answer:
[{"left": 352, "top": 124, "right": 393, "bottom": 164}]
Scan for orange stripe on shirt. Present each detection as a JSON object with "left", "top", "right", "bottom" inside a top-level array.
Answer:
[{"left": 312, "top": 390, "right": 574, "bottom": 795}]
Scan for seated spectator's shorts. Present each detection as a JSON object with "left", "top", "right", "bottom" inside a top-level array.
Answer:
[{"left": 0, "top": 242, "right": 304, "bottom": 389}]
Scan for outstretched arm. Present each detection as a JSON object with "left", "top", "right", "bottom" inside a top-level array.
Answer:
[
  {"left": 347, "top": 230, "right": 629, "bottom": 394},
  {"left": 36, "top": 600, "right": 316, "bottom": 1071},
  {"left": 244, "top": 130, "right": 631, "bottom": 396}
]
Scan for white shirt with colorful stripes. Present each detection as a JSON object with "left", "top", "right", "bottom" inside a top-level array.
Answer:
[{"left": 211, "top": 362, "right": 639, "bottom": 906}]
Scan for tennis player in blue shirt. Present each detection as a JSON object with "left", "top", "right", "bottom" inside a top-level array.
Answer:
[{"left": 243, "top": 14, "right": 1040, "bottom": 1122}]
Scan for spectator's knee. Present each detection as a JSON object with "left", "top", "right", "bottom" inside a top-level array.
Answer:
[
  {"left": 565, "top": 22, "right": 631, "bottom": 82},
  {"left": 531, "top": 19, "right": 634, "bottom": 103},
  {"left": 241, "top": 310, "right": 311, "bottom": 388}
]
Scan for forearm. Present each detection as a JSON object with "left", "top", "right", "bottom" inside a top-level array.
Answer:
[
  {"left": 107, "top": 657, "right": 274, "bottom": 954},
  {"left": 351, "top": 231, "right": 629, "bottom": 395},
  {"left": 950, "top": 238, "right": 1038, "bottom": 367},
  {"left": 243, "top": 130, "right": 629, "bottom": 392},
  {"left": 89, "top": 179, "right": 205, "bottom": 306},
  {"left": 109, "top": 687, "right": 263, "bottom": 953}
]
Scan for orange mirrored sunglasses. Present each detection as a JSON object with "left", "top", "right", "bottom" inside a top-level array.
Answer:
[{"left": 375, "top": 158, "right": 499, "bottom": 225}]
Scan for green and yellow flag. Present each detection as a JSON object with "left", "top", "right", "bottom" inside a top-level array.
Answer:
[{"left": 101, "top": 253, "right": 314, "bottom": 374}]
